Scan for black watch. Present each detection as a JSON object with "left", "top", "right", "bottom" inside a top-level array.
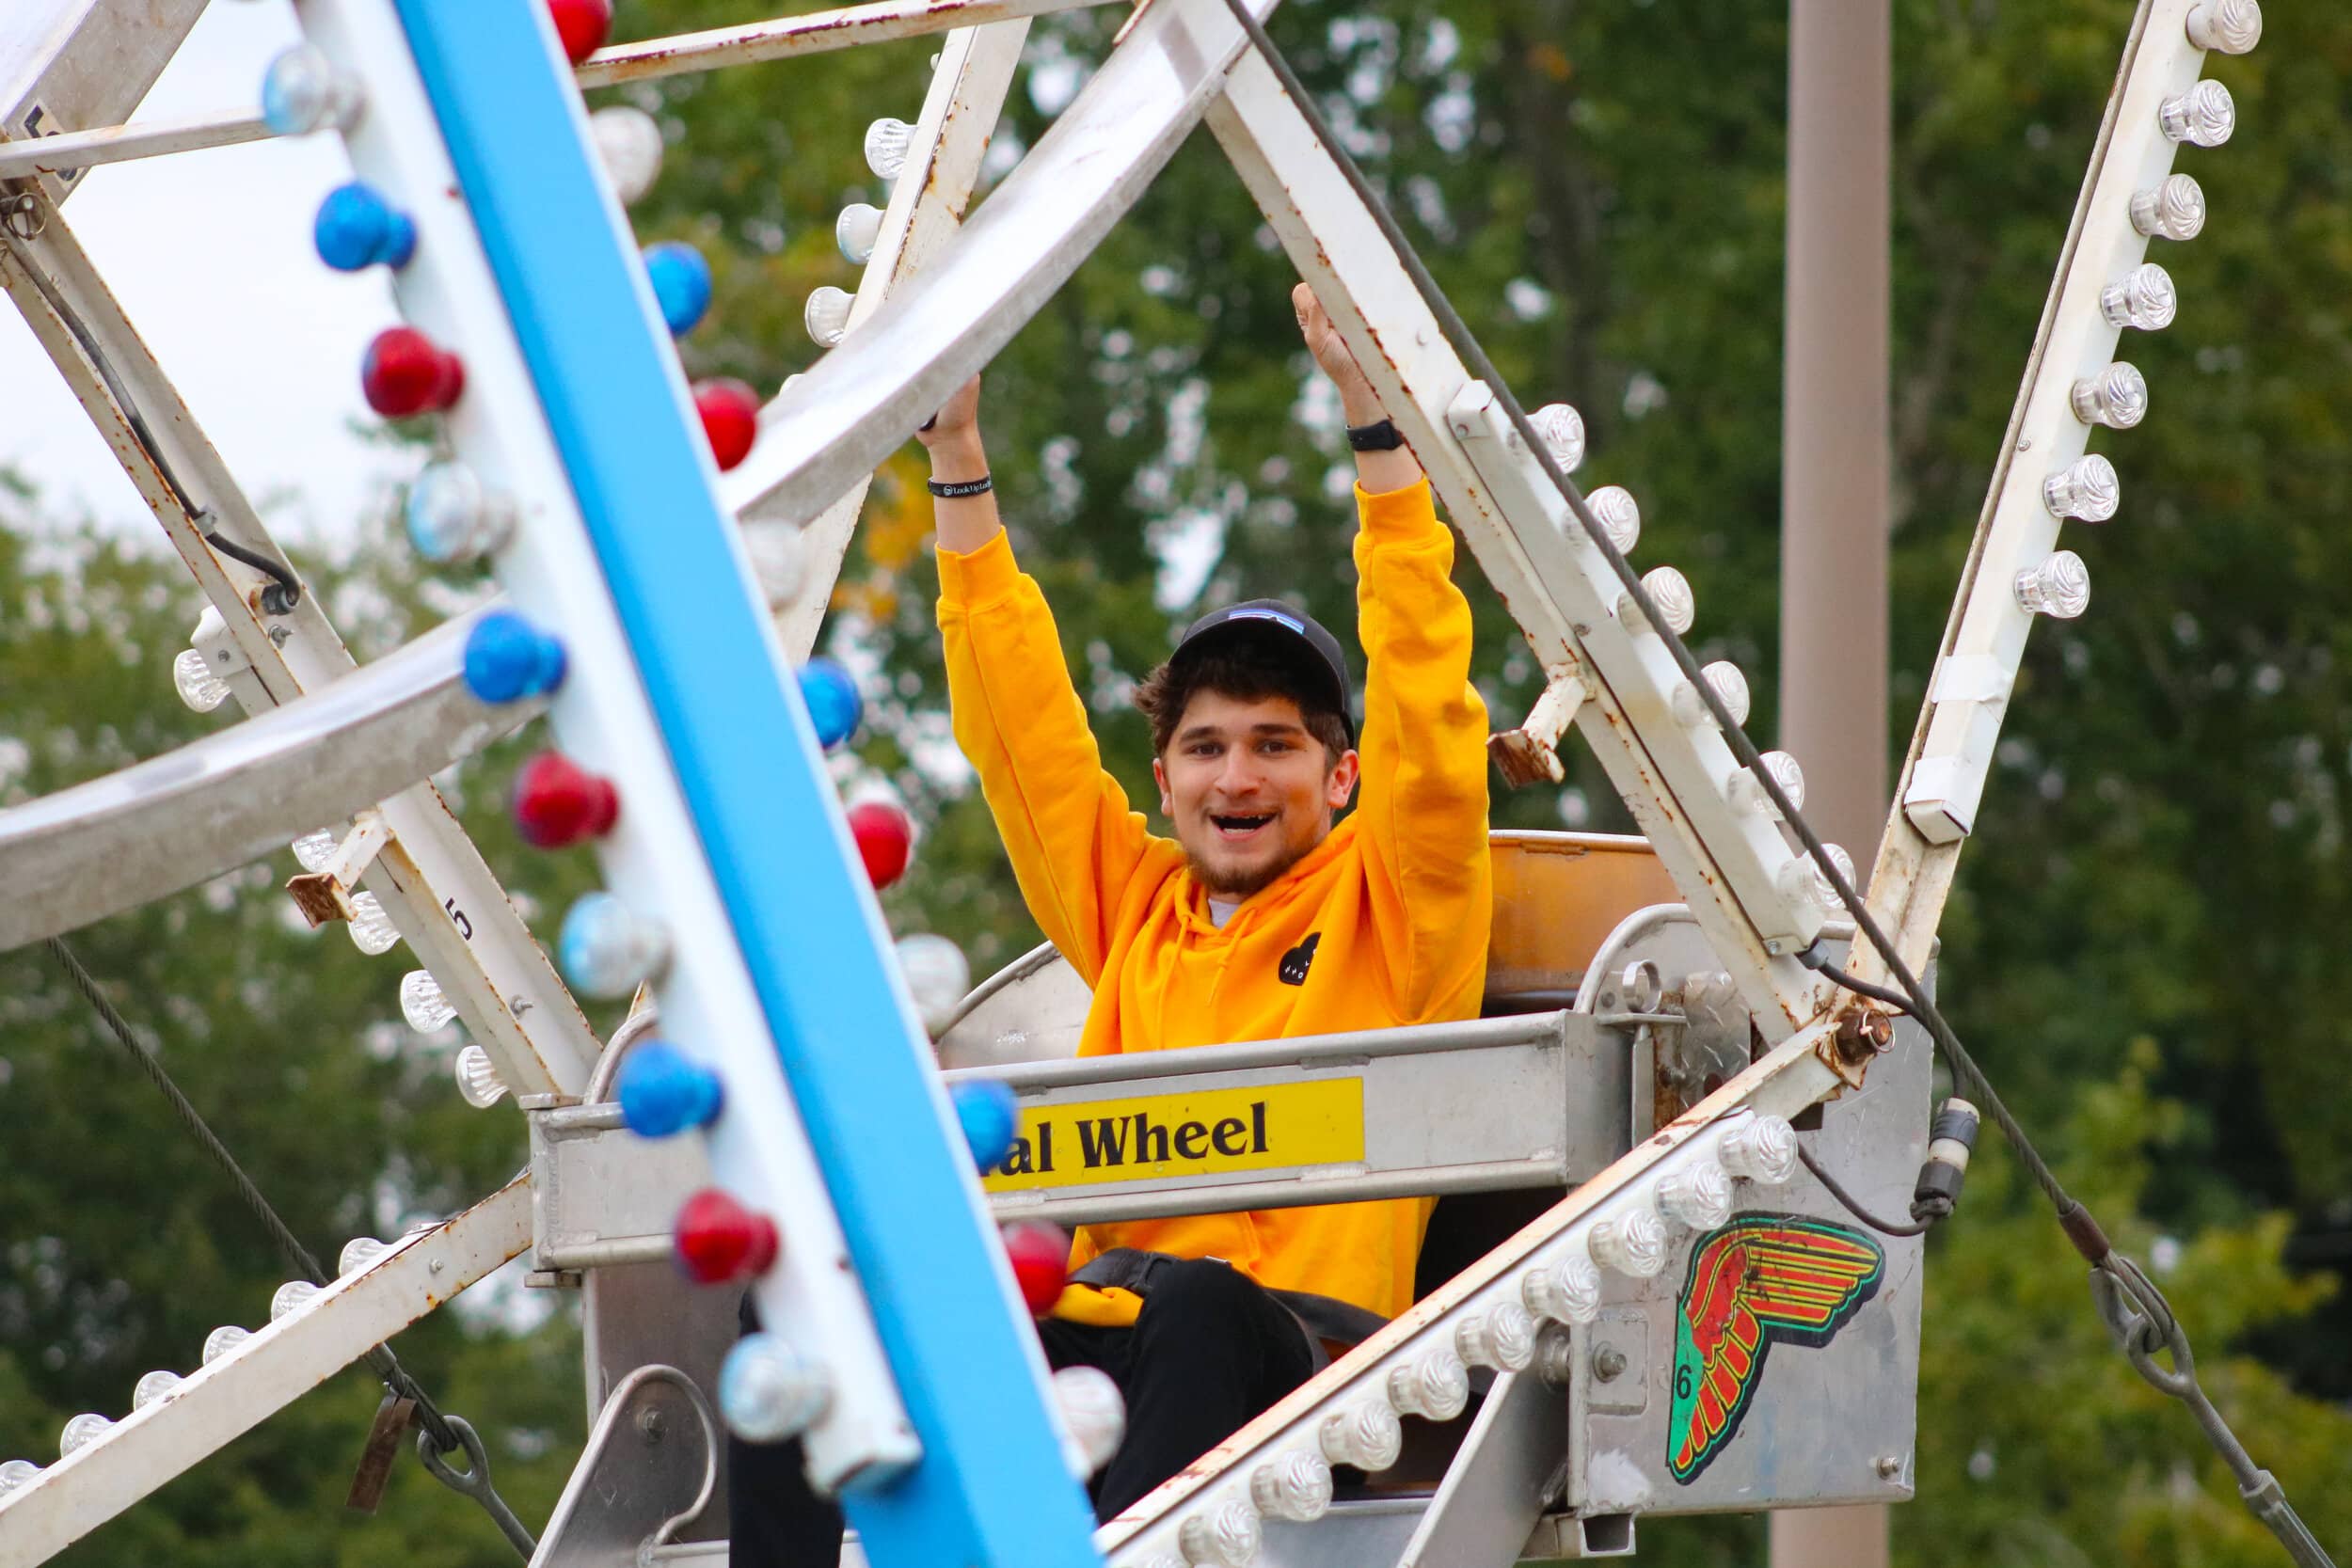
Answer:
[{"left": 1346, "top": 418, "right": 1405, "bottom": 451}]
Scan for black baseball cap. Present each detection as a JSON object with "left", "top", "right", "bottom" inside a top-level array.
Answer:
[{"left": 1170, "top": 598, "right": 1355, "bottom": 744}]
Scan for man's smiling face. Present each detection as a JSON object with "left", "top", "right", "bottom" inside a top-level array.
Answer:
[{"left": 1152, "top": 689, "right": 1359, "bottom": 898}]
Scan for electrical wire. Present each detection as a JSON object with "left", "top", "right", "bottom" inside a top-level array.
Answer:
[
  {"left": 1796, "top": 1145, "right": 1935, "bottom": 1239},
  {"left": 1815, "top": 959, "right": 1913, "bottom": 1015}
]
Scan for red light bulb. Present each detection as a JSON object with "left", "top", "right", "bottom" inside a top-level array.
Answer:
[
  {"left": 694, "top": 378, "right": 760, "bottom": 471},
  {"left": 548, "top": 0, "right": 613, "bottom": 64},
  {"left": 1002, "top": 1220, "right": 1070, "bottom": 1315},
  {"left": 674, "top": 1189, "right": 779, "bottom": 1285},
  {"left": 362, "top": 327, "right": 464, "bottom": 418},
  {"left": 513, "top": 751, "right": 619, "bottom": 848},
  {"left": 847, "top": 800, "right": 912, "bottom": 890}
]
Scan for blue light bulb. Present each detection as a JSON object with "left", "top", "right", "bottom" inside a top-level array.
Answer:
[
  {"left": 799, "top": 658, "right": 862, "bottom": 751},
  {"left": 720, "top": 1333, "right": 832, "bottom": 1443},
  {"left": 617, "top": 1040, "right": 724, "bottom": 1137},
  {"left": 261, "top": 45, "right": 361, "bottom": 136},
  {"left": 561, "top": 893, "right": 671, "bottom": 999},
  {"left": 644, "top": 242, "right": 713, "bottom": 337},
  {"left": 951, "top": 1079, "right": 1020, "bottom": 1173},
  {"left": 314, "top": 182, "right": 416, "bottom": 272},
  {"left": 462, "top": 611, "right": 566, "bottom": 705}
]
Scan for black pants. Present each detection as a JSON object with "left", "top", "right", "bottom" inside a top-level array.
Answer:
[{"left": 727, "top": 1259, "right": 1316, "bottom": 1566}]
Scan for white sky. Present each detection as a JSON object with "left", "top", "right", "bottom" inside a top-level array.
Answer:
[{"left": 1, "top": 2, "right": 404, "bottom": 547}]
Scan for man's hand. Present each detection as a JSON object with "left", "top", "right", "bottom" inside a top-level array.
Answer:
[
  {"left": 915, "top": 372, "right": 983, "bottom": 452},
  {"left": 1294, "top": 283, "right": 1382, "bottom": 427},
  {"left": 916, "top": 372, "right": 1001, "bottom": 555}
]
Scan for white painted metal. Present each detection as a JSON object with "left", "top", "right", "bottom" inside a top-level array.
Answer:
[
  {"left": 575, "top": 0, "right": 1115, "bottom": 89},
  {"left": 0, "top": 1180, "right": 532, "bottom": 1564},
  {"left": 0, "top": 109, "right": 269, "bottom": 180},
  {"left": 0, "top": 0, "right": 208, "bottom": 203}
]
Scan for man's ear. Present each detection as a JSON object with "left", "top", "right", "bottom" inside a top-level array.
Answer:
[
  {"left": 1325, "top": 748, "right": 1360, "bottom": 812},
  {"left": 1152, "top": 754, "right": 1172, "bottom": 817}
]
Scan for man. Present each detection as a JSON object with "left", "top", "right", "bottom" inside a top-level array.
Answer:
[{"left": 729, "top": 286, "right": 1489, "bottom": 1560}]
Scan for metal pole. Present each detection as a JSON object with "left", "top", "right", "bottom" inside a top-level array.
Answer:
[{"left": 1774, "top": 0, "right": 1891, "bottom": 1560}]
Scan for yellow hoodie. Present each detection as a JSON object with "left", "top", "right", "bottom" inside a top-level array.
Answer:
[{"left": 937, "top": 477, "right": 1491, "bottom": 1324}]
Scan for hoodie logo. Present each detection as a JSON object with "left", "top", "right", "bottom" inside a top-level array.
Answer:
[{"left": 1279, "top": 932, "right": 1321, "bottom": 986}]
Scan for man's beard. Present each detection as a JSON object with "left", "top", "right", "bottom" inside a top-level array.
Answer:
[{"left": 1184, "top": 836, "right": 1315, "bottom": 899}]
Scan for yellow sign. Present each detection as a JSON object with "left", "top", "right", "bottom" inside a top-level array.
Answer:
[{"left": 980, "top": 1078, "right": 1365, "bottom": 1193}]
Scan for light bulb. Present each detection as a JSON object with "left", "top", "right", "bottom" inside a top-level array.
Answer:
[
  {"left": 173, "top": 648, "right": 230, "bottom": 712},
  {"left": 1454, "top": 1300, "right": 1536, "bottom": 1371},
  {"left": 1618, "top": 565, "right": 1693, "bottom": 635},
  {"left": 454, "top": 1044, "right": 509, "bottom": 1109},
  {"left": 643, "top": 242, "right": 712, "bottom": 337},
  {"left": 864, "top": 118, "right": 914, "bottom": 181},
  {"left": 361, "top": 326, "right": 465, "bottom": 419},
  {"left": 694, "top": 378, "right": 762, "bottom": 472},
  {"left": 616, "top": 1041, "right": 725, "bottom": 1138},
  {"left": 1004, "top": 1221, "right": 1072, "bottom": 1315},
  {"left": 2130, "top": 173, "right": 2206, "bottom": 242},
  {"left": 1384, "top": 1346, "right": 1470, "bottom": 1420},
  {"left": 1587, "top": 1206, "right": 1668, "bottom": 1277},
  {"left": 340, "top": 1236, "right": 390, "bottom": 1275},
  {"left": 1316, "top": 1400, "right": 1403, "bottom": 1471},
  {"left": 345, "top": 892, "right": 399, "bottom": 955},
  {"left": 2042, "top": 453, "right": 2121, "bottom": 523},
  {"left": 591, "top": 106, "right": 664, "bottom": 206},
  {"left": 291, "top": 830, "right": 339, "bottom": 872},
  {"left": 674, "top": 1188, "right": 780, "bottom": 1285},
  {"left": 720, "top": 1332, "right": 833, "bottom": 1443},
  {"left": 1520, "top": 1246, "right": 1601, "bottom": 1325},
  {"left": 405, "top": 463, "right": 515, "bottom": 563},
  {"left": 271, "top": 1280, "right": 322, "bottom": 1321},
  {"left": 2186, "top": 0, "right": 2262, "bottom": 54},
  {"left": 799, "top": 658, "right": 863, "bottom": 749},
  {"left": 1585, "top": 485, "right": 1641, "bottom": 553},
  {"left": 1529, "top": 403, "right": 1584, "bottom": 473},
  {"left": 1656, "top": 1161, "right": 1735, "bottom": 1228},
  {"left": 2100, "top": 262, "right": 2177, "bottom": 332},
  {"left": 836, "top": 203, "right": 884, "bottom": 264},
  {"left": 560, "top": 893, "right": 671, "bottom": 998},
  {"left": 1718, "top": 1115, "right": 1800, "bottom": 1184},
  {"left": 0, "top": 1460, "right": 41, "bottom": 1495},
  {"left": 848, "top": 800, "right": 913, "bottom": 889},
  {"left": 743, "top": 519, "right": 806, "bottom": 609},
  {"left": 2014, "top": 550, "right": 2091, "bottom": 619},
  {"left": 1775, "top": 842, "right": 1856, "bottom": 912},
  {"left": 313, "top": 182, "right": 414, "bottom": 272},
  {"left": 1053, "top": 1366, "right": 1125, "bottom": 1478},
  {"left": 805, "top": 286, "right": 853, "bottom": 349},
  {"left": 261, "top": 45, "right": 362, "bottom": 135},
  {"left": 2158, "top": 80, "right": 2234, "bottom": 147},
  {"left": 59, "top": 1414, "right": 112, "bottom": 1458},
  {"left": 513, "top": 751, "right": 620, "bottom": 848},
  {"left": 133, "top": 1370, "right": 183, "bottom": 1411},
  {"left": 1671, "top": 661, "right": 1749, "bottom": 728},
  {"left": 1177, "top": 1498, "right": 1261, "bottom": 1567},
  {"left": 201, "top": 1325, "right": 251, "bottom": 1364},
  {"left": 1728, "top": 751, "right": 1806, "bottom": 819},
  {"left": 897, "top": 933, "right": 971, "bottom": 1036},
  {"left": 950, "top": 1078, "right": 1021, "bottom": 1171},
  {"left": 1249, "top": 1449, "right": 1333, "bottom": 1522},
  {"left": 2070, "top": 363, "right": 2147, "bottom": 430},
  {"left": 400, "top": 971, "right": 456, "bottom": 1033}
]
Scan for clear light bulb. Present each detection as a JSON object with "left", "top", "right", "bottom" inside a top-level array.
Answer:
[
  {"left": 201, "top": 1325, "right": 251, "bottom": 1364},
  {"left": 291, "top": 830, "right": 340, "bottom": 872},
  {"left": 897, "top": 933, "right": 971, "bottom": 1036},
  {"left": 399, "top": 971, "right": 456, "bottom": 1034},
  {"left": 1719, "top": 1115, "right": 1800, "bottom": 1184},
  {"left": 271, "top": 1280, "right": 322, "bottom": 1321},
  {"left": 172, "top": 648, "right": 230, "bottom": 712},
  {"left": 1249, "top": 1449, "right": 1334, "bottom": 1522},
  {"left": 1520, "top": 1246, "right": 1601, "bottom": 1325},
  {"left": 560, "top": 893, "right": 671, "bottom": 999},
  {"left": 133, "top": 1370, "right": 183, "bottom": 1411},
  {"left": 405, "top": 463, "right": 516, "bottom": 563},
  {"left": 1671, "top": 661, "right": 1749, "bottom": 728},
  {"left": 1587, "top": 1206, "right": 1668, "bottom": 1277},
  {"left": 340, "top": 1236, "right": 390, "bottom": 1275},
  {"left": 836, "top": 203, "right": 884, "bottom": 265},
  {"left": 1656, "top": 1161, "right": 1735, "bottom": 1229},
  {"left": 1052, "top": 1366, "right": 1124, "bottom": 1479},
  {"left": 2158, "top": 79, "right": 2234, "bottom": 147},
  {"left": 347, "top": 892, "right": 400, "bottom": 956},
  {"left": 1775, "top": 842, "right": 1856, "bottom": 912},
  {"left": 2130, "top": 173, "right": 2206, "bottom": 242},
  {"left": 864, "top": 118, "right": 914, "bottom": 182},
  {"left": 1384, "top": 1346, "right": 1470, "bottom": 1420},
  {"left": 1621, "top": 565, "right": 1693, "bottom": 635},
  {"left": 1176, "top": 1498, "right": 1261, "bottom": 1567},
  {"left": 2186, "top": 0, "right": 2262, "bottom": 54},
  {"left": 1529, "top": 403, "right": 1584, "bottom": 473},
  {"left": 720, "top": 1333, "right": 834, "bottom": 1442},
  {"left": 2070, "top": 363, "right": 2148, "bottom": 430},
  {"left": 1728, "top": 751, "right": 1806, "bottom": 820},
  {"left": 2042, "top": 453, "right": 2121, "bottom": 522},
  {"left": 2100, "top": 262, "right": 2178, "bottom": 332},
  {"left": 0, "top": 1459, "right": 40, "bottom": 1495},
  {"left": 59, "top": 1414, "right": 112, "bottom": 1458},
  {"left": 261, "top": 44, "right": 363, "bottom": 135},
  {"left": 1454, "top": 1301, "right": 1536, "bottom": 1371},
  {"left": 1585, "top": 484, "right": 1641, "bottom": 553},
  {"left": 805, "top": 286, "right": 853, "bottom": 349},
  {"left": 2014, "top": 550, "right": 2091, "bottom": 619},
  {"left": 1316, "top": 1400, "right": 1403, "bottom": 1471},
  {"left": 454, "top": 1044, "right": 510, "bottom": 1109},
  {"left": 743, "top": 520, "right": 807, "bottom": 610},
  {"left": 591, "top": 106, "right": 664, "bottom": 206}
]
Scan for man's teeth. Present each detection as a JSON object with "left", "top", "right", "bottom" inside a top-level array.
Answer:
[{"left": 1213, "top": 815, "right": 1273, "bottom": 832}]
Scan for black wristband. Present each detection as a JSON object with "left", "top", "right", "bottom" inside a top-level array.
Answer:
[
  {"left": 927, "top": 475, "right": 993, "bottom": 499},
  {"left": 1346, "top": 418, "right": 1405, "bottom": 451}
]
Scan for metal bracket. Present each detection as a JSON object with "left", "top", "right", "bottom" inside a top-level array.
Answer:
[
  {"left": 1488, "top": 672, "right": 1590, "bottom": 789},
  {"left": 284, "top": 811, "right": 392, "bottom": 927}
]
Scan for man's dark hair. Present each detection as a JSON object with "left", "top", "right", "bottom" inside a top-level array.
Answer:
[{"left": 1134, "top": 626, "right": 1353, "bottom": 766}]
